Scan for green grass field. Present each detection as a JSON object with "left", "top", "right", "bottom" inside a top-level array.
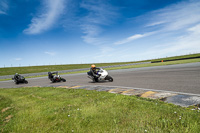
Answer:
[
  {"left": 0, "top": 87, "right": 200, "bottom": 132},
  {"left": 151, "top": 53, "right": 200, "bottom": 62},
  {"left": 0, "top": 61, "right": 148, "bottom": 76},
  {"left": 106, "top": 58, "right": 200, "bottom": 71}
]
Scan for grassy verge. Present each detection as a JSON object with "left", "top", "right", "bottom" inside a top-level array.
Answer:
[
  {"left": 0, "top": 61, "right": 149, "bottom": 76},
  {"left": 106, "top": 58, "right": 200, "bottom": 71},
  {"left": 151, "top": 53, "right": 200, "bottom": 62},
  {"left": 0, "top": 87, "right": 200, "bottom": 132}
]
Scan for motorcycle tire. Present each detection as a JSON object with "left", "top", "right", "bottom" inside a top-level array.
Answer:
[
  {"left": 62, "top": 78, "right": 66, "bottom": 82},
  {"left": 95, "top": 78, "right": 98, "bottom": 82},
  {"left": 92, "top": 77, "right": 98, "bottom": 82},
  {"left": 106, "top": 75, "right": 113, "bottom": 82},
  {"left": 24, "top": 80, "right": 28, "bottom": 84}
]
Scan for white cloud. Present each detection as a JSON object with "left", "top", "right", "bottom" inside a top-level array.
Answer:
[
  {"left": 142, "top": 0, "right": 200, "bottom": 56},
  {"left": 80, "top": 1, "right": 117, "bottom": 25},
  {"left": 111, "top": 0, "right": 200, "bottom": 61},
  {"left": 45, "top": 51, "right": 56, "bottom": 56},
  {"left": 15, "top": 58, "right": 22, "bottom": 61},
  {"left": 0, "top": 10, "right": 6, "bottom": 14},
  {"left": 114, "top": 32, "right": 154, "bottom": 45},
  {"left": 146, "top": 21, "right": 166, "bottom": 27},
  {"left": 0, "top": 0, "right": 8, "bottom": 14},
  {"left": 146, "top": 0, "right": 200, "bottom": 31},
  {"left": 94, "top": 46, "right": 114, "bottom": 59},
  {"left": 81, "top": 24, "right": 103, "bottom": 45},
  {"left": 80, "top": 1, "right": 118, "bottom": 45},
  {"left": 188, "top": 23, "right": 200, "bottom": 34},
  {"left": 116, "top": 0, "right": 200, "bottom": 46},
  {"left": 139, "top": 23, "right": 200, "bottom": 58},
  {"left": 24, "top": 0, "right": 65, "bottom": 34}
]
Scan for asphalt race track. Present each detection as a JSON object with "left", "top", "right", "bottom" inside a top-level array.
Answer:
[{"left": 1, "top": 62, "right": 200, "bottom": 95}]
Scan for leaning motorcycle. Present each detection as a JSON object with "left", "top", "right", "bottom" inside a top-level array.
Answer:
[
  {"left": 88, "top": 68, "right": 113, "bottom": 82},
  {"left": 12, "top": 75, "right": 28, "bottom": 84},
  {"left": 48, "top": 72, "right": 66, "bottom": 83}
]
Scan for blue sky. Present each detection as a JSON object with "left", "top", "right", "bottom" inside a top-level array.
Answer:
[{"left": 1, "top": 0, "right": 200, "bottom": 67}]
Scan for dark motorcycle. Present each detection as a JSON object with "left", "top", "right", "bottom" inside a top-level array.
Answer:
[
  {"left": 12, "top": 75, "right": 28, "bottom": 84},
  {"left": 48, "top": 72, "right": 66, "bottom": 83}
]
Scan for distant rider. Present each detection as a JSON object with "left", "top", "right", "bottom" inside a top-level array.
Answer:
[
  {"left": 88, "top": 64, "right": 100, "bottom": 79},
  {"left": 48, "top": 71, "right": 58, "bottom": 81},
  {"left": 14, "top": 73, "right": 20, "bottom": 80}
]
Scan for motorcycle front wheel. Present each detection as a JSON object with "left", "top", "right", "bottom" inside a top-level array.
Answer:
[
  {"left": 62, "top": 78, "right": 66, "bottom": 82},
  {"left": 106, "top": 75, "right": 113, "bottom": 82}
]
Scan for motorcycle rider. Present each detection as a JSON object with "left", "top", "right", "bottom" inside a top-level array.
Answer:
[
  {"left": 48, "top": 71, "right": 58, "bottom": 81},
  {"left": 87, "top": 64, "right": 100, "bottom": 81},
  {"left": 13, "top": 73, "right": 28, "bottom": 84},
  {"left": 14, "top": 73, "right": 20, "bottom": 80}
]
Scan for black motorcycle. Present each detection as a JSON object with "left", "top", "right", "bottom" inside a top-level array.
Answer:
[
  {"left": 12, "top": 75, "right": 28, "bottom": 84},
  {"left": 48, "top": 72, "right": 66, "bottom": 83}
]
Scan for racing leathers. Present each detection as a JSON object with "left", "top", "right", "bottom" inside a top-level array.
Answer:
[{"left": 88, "top": 67, "right": 100, "bottom": 79}]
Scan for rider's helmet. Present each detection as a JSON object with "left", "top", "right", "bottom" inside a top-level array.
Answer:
[
  {"left": 91, "top": 64, "right": 96, "bottom": 70},
  {"left": 15, "top": 73, "right": 19, "bottom": 76}
]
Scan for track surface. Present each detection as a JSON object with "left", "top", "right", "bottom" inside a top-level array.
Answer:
[{"left": 1, "top": 63, "right": 200, "bottom": 94}]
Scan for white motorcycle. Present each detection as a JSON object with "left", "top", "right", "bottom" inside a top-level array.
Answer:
[{"left": 88, "top": 68, "right": 113, "bottom": 82}]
